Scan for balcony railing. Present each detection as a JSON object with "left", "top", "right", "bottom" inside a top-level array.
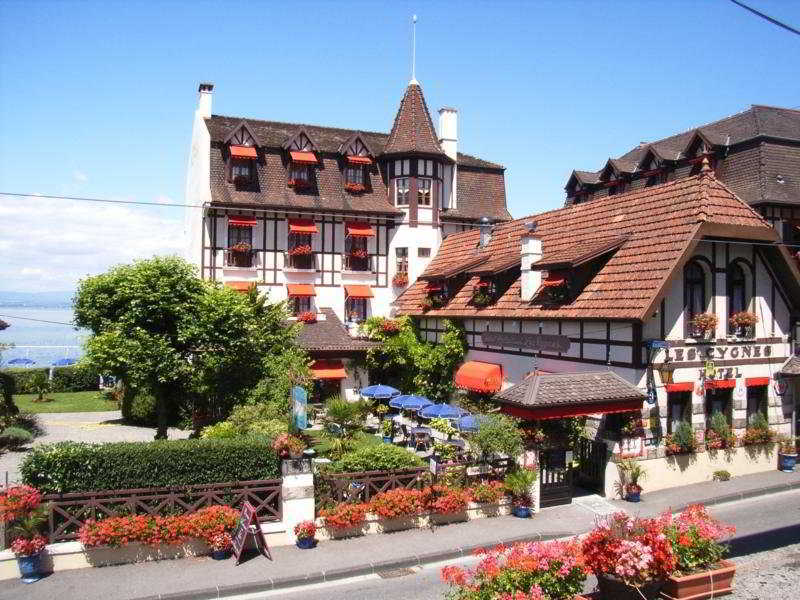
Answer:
[
  {"left": 225, "top": 249, "right": 256, "bottom": 268},
  {"left": 285, "top": 251, "right": 316, "bottom": 270},
  {"left": 342, "top": 253, "right": 373, "bottom": 273}
]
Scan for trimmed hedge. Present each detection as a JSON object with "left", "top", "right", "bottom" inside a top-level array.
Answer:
[
  {"left": 330, "top": 444, "right": 424, "bottom": 473},
  {"left": 2, "top": 365, "right": 99, "bottom": 394},
  {"left": 20, "top": 438, "right": 280, "bottom": 494}
]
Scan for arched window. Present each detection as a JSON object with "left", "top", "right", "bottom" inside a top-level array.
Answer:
[
  {"left": 684, "top": 261, "right": 706, "bottom": 320},
  {"left": 727, "top": 263, "right": 748, "bottom": 317}
]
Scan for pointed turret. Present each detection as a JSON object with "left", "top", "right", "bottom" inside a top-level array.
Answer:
[{"left": 382, "top": 81, "right": 448, "bottom": 159}]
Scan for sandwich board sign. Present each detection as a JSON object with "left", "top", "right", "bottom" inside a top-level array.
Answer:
[{"left": 231, "top": 501, "right": 271, "bottom": 565}]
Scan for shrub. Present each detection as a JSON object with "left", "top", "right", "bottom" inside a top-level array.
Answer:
[
  {"left": 20, "top": 438, "right": 280, "bottom": 494},
  {"left": 79, "top": 505, "right": 239, "bottom": 548},
  {"left": 201, "top": 421, "right": 237, "bottom": 439},
  {"left": 0, "top": 426, "right": 34, "bottom": 449},
  {"left": 706, "top": 411, "right": 735, "bottom": 449},
  {"left": 368, "top": 488, "right": 424, "bottom": 519},
  {"left": 10, "top": 412, "right": 44, "bottom": 437},
  {"left": 0, "top": 365, "right": 99, "bottom": 394},
  {"left": 712, "top": 470, "right": 731, "bottom": 481},
  {"left": 468, "top": 414, "right": 523, "bottom": 460},
  {"left": 248, "top": 419, "right": 288, "bottom": 439},
  {"left": 441, "top": 539, "right": 587, "bottom": 600},
  {"left": 330, "top": 444, "right": 423, "bottom": 473},
  {"left": 429, "top": 418, "right": 457, "bottom": 438},
  {"left": 467, "top": 481, "right": 506, "bottom": 504},
  {"left": 665, "top": 421, "right": 697, "bottom": 454},
  {"left": 0, "top": 485, "right": 42, "bottom": 523},
  {"left": 320, "top": 502, "right": 367, "bottom": 531}
]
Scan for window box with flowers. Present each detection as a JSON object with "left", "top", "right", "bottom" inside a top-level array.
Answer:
[
  {"left": 226, "top": 242, "right": 255, "bottom": 268},
  {"left": 728, "top": 311, "right": 758, "bottom": 338},
  {"left": 392, "top": 272, "right": 408, "bottom": 287},
  {"left": 319, "top": 502, "right": 368, "bottom": 539},
  {"left": 296, "top": 311, "right": 317, "bottom": 324},
  {"left": 688, "top": 312, "right": 718, "bottom": 340},
  {"left": 421, "top": 486, "right": 469, "bottom": 525},
  {"left": 288, "top": 178, "right": 311, "bottom": 190},
  {"left": 287, "top": 244, "right": 314, "bottom": 269},
  {"left": 344, "top": 182, "right": 366, "bottom": 193},
  {"left": 471, "top": 290, "right": 492, "bottom": 308},
  {"left": 664, "top": 422, "right": 699, "bottom": 456}
]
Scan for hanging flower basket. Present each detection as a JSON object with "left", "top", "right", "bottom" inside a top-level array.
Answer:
[
  {"left": 344, "top": 182, "right": 365, "bottom": 193},
  {"left": 392, "top": 273, "right": 408, "bottom": 287},
  {"left": 288, "top": 244, "right": 313, "bottom": 256}
]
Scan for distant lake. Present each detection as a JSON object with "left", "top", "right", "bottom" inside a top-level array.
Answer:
[{"left": 0, "top": 307, "right": 88, "bottom": 368}]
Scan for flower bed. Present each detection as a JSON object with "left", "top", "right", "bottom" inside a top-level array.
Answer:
[
  {"left": 319, "top": 503, "right": 368, "bottom": 538},
  {"left": 441, "top": 539, "right": 588, "bottom": 600}
]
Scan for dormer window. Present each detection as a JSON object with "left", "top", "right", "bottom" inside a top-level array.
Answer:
[
  {"left": 289, "top": 164, "right": 310, "bottom": 189},
  {"left": 396, "top": 178, "right": 410, "bottom": 207},
  {"left": 345, "top": 165, "right": 365, "bottom": 193},
  {"left": 232, "top": 160, "right": 253, "bottom": 182},
  {"left": 225, "top": 125, "right": 260, "bottom": 186}
]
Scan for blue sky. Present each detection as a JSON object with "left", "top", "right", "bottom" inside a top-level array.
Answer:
[{"left": 1, "top": 0, "right": 798, "bottom": 292}]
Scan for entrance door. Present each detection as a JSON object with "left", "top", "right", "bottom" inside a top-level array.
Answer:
[
  {"left": 539, "top": 448, "right": 573, "bottom": 508},
  {"left": 574, "top": 438, "right": 608, "bottom": 494}
]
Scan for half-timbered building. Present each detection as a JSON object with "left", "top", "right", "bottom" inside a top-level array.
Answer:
[
  {"left": 184, "top": 80, "right": 511, "bottom": 400},
  {"left": 564, "top": 105, "right": 800, "bottom": 247},
  {"left": 395, "top": 163, "right": 800, "bottom": 501}
]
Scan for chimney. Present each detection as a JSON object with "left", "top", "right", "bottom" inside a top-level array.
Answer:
[
  {"left": 478, "top": 217, "right": 492, "bottom": 248},
  {"left": 520, "top": 221, "right": 542, "bottom": 302},
  {"left": 197, "top": 82, "right": 214, "bottom": 119},
  {"left": 438, "top": 107, "right": 458, "bottom": 162}
]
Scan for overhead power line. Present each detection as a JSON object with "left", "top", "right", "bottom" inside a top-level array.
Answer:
[
  {"left": 0, "top": 314, "right": 75, "bottom": 326},
  {"left": 727, "top": 0, "right": 800, "bottom": 36}
]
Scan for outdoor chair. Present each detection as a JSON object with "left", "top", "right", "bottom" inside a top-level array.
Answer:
[
  {"left": 413, "top": 432, "right": 431, "bottom": 452},
  {"left": 400, "top": 424, "right": 411, "bottom": 444}
]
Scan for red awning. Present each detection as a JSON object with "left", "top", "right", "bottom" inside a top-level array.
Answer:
[
  {"left": 454, "top": 361, "right": 504, "bottom": 393},
  {"left": 541, "top": 274, "right": 566, "bottom": 287},
  {"left": 230, "top": 145, "right": 257, "bottom": 159},
  {"left": 287, "top": 284, "right": 316, "bottom": 297},
  {"left": 746, "top": 377, "right": 770, "bottom": 387},
  {"left": 346, "top": 155, "right": 372, "bottom": 165},
  {"left": 288, "top": 219, "right": 318, "bottom": 234},
  {"left": 502, "top": 398, "right": 643, "bottom": 421},
  {"left": 705, "top": 379, "right": 736, "bottom": 389},
  {"left": 344, "top": 285, "right": 373, "bottom": 298},
  {"left": 345, "top": 222, "right": 375, "bottom": 237},
  {"left": 229, "top": 217, "right": 257, "bottom": 227},
  {"left": 666, "top": 382, "right": 695, "bottom": 393},
  {"left": 290, "top": 151, "right": 318, "bottom": 164},
  {"left": 311, "top": 360, "right": 347, "bottom": 380},
  {"left": 225, "top": 281, "right": 253, "bottom": 292}
]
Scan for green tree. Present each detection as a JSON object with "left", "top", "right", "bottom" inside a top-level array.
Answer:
[{"left": 468, "top": 414, "right": 524, "bottom": 461}]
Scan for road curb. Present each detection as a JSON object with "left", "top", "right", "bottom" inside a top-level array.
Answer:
[{"left": 666, "top": 478, "right": 800, "bottom": 514}]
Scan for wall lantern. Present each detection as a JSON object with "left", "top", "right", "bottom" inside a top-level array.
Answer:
[{"left": 657, "top": 363, "right": 675, "bottom": 386}]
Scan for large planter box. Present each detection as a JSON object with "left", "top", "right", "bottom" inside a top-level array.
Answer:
[
  {"left": 430, "top": 510, "right": 469, "bottom": 526},
  {"left": 378, "top": 515, "right": 423, "bottom": 533},
  {"left": 660, "top": 560, "right": 735, "bottom": 600},
  {"left": 598, "top": 573, "right": 663, "bottom": 600},
  {"left": 84, "top": 539, "right": 210, "bottom": 567}
]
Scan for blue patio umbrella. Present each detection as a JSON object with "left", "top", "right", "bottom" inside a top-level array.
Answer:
[
  {"left": 52, "top": 358, "right": 77, "bottom": 366},
  {"left": 420, "top": 404, "right": 470, "bottom": 419},
  {"left": 455, "top": 414, "right": 489, "bottom": 432},
  {"left": 389, "top": 394, "right": 433, "bottom": 411},
  {"left": 360, "top": 384, "right": 401, "bottom": 399},
  {"left": 7, "top": 358, "right": 35, "bottom": 366}
]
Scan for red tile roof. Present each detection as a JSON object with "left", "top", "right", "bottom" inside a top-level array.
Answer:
[{"left": 395, "top": 171, "right": 781, "bottom": 321}]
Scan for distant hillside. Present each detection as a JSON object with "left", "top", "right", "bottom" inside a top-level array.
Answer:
[{"left": 0, "top": 290, "right": 75, "bottom": 307}]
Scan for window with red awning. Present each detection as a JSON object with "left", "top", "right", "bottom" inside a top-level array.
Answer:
[
  {"left": 311, "top": 360, "right": 347, "bottom": 380},
  {"left": 287, "top": 284, "right": 316, "bottom": 297},
  {"left": 230, "top": 145, "right": 257, "bottom": 159},
  {"left": 705, "top": 379, "right": 736, "bottom": 389},
  {"left": 345, "top": 222, "right": 375, "bottom": 237},
  {"left": 541, "top": 273, "right": 566, "bottom": 287},
  {"left": 289, "top": 151, "right": 318, "bottom": 164},
  {"left": 454, "top": 361, "right": 504, "bottom": 393},
  {"left": 344, "top": 285, "right": 373, "bottom": 298},
  {"left": 229, "top": 217, "right": 257, "bottom": 227},
  {"left": 288, "top": 219, "right": 318, "bottom": 234},
  {"left": 666, "top": 382, "right": 694, "bottom": 393}
]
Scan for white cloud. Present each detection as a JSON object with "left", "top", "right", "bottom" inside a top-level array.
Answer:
[
  {"left": 0, "top": 197, "right": 184, "bottom": 292},
  {"left": 73, "top": 170, "right": 88, "bottom": 183}
]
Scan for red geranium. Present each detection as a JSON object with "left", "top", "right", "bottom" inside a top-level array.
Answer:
[
  {"left": 296, "top": 311, "right": 317, "bottom": 323},
  {"left": 0, "top": 485, "right": 41, "bottom": 523},
  {"left": 380, "top": 319, "right": 401, "bottom": 334},
  {"left": 293, "top": 520, "right": 317, "bottom": 540},
  {"left": 368, "top": 488, "right": 424, "bottom": 519},
  {"left": 392, "top": 273, "right": 409, "bottom": 287},
  {"left": 421, "top": 486, "right": 469, "bottom": 515},
  {"left": 320, "top": 503, "right": 367, "bottom": 531},
  {"left": 11, "top": 535, "right": 47, "bottom": 557},
  {"left": 467, "top": 481, "right": 506, "bottom": 504}
]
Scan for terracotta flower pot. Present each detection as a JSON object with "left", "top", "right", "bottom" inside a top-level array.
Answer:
[
  {"left": 660, "top": 560, "right": 736, "bottom": 600},
  {"left": 597, "top": 573, "right": 663, "bottom": 600}
]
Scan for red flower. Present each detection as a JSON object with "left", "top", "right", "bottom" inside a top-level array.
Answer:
[
  {"left": 368, "top": 488, "right": 424, "bottom": 519},
  {"left": 320, "top": 503, "right": 367, "bottom": 531},
  {"left": 10, "top": 535, "right": 47, "bottom": 557},
  {"left": 0, "top": 485, "right": 41, "bottom": 523}
]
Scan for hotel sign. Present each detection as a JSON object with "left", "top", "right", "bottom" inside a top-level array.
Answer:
[
  {"left": 481, "top": 331, "right": 571, "bottom": 353},
  {"left": 662, "top": 343, "right": 774, "bottom": 363}
]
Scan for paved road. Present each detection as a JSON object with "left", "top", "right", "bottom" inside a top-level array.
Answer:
[
  {"left": 249, "top": 490, "right": 800, "bottom": 600},
  {"left": 0, "top": 411, "right": 189, "bottom": 482}
]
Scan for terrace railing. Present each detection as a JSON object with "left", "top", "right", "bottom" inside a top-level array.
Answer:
[
  {"left": 41, "top": 478, "right": 282, "bottom": 542},
  {"left": 316, "top": 467, "right": 429, "bottom": 506}
]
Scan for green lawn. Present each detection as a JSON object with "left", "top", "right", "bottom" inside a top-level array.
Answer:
[{"left": 12, "top": 391, "right": 118, "bottom": 413}]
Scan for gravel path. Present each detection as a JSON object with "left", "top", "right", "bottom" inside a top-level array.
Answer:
[
  {"left": 0, "top": 411, "right": 190, "bottom": 483},
  {"left": 729, "top": 542, "right": 800, "bottom": 599}
]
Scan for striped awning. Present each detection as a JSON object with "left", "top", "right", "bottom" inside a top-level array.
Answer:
[{"left": 230, "top": 145, "right": 257, "bottom": 159}]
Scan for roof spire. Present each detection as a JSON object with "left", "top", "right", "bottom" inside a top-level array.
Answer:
[{"left": 410, "top": 15, "right": 418, "bottom": 85}]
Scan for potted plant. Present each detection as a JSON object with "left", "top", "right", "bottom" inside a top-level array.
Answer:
[
  {"left": 229, "top": 241, "right": 252, "bottom": 253},
  {"left": 471, "top": 290, "right": 492, "bottom": 308},
  {"left": 504, "top": 467, "right": 537, "bottom": 518},
  {"left": 271, "top": 433, "right": 306, "bottom": 459},
  {"left": 11, "top": 534, "right": 47, "bottom": 583},
  {"left": 690, "top": 312, "right": 718, "bottom": 339},
  {"left": 777, "top": 435, "right": 798, "bottom": 472},
  {"left": 664, "top": 421, "right": 698, "bottom": 455},
  {"left": 288, "top": 178, "right": 311, "bottom": 189},
  {"left": 392, "top": 272, "right": 408, "bottom": 287},
  {"left": 296, "top": 311, "right": 317, "bottom": 324},
  {"left": 288, "top": 244, "right": 312, "bottom": 256},
  {"left": 319, "top": 502, "right": 367, "bottom": 538},
  {"left": 705, "top": 411, "right": 736, "bottom": 450},
  {"left": 618, "top": 458, "right": 646, "bottom": 502},
  {"left": 740, "top": 412, "right": 774, "bottom": 446},
  {"left": 294, "top": 520, "right": 317, "bottom": 549},
  {"left": 349, "top": 247, "right": 368, "bottom": 259},
  {"left": 421, "top": 297, "right": 434, "bottom": 311},
  {"left": 209, "top": 532, "right": 232, "bottom": 560},
  {"left": 374, "top": 403, "right": 389, "bottom": 420},
  {"left": 729, "top": 311, "right": 758, "bottom": 338},
  {"left": 661, "top": 504, "right": 737, "bottom": 599},
  {"left": 381, "top": 419, "right": 394, "bottom": 443}
]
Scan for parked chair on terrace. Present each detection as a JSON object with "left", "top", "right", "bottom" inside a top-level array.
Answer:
[{"left": 413, "top": 432, "right": 431, "bottom": 453}]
